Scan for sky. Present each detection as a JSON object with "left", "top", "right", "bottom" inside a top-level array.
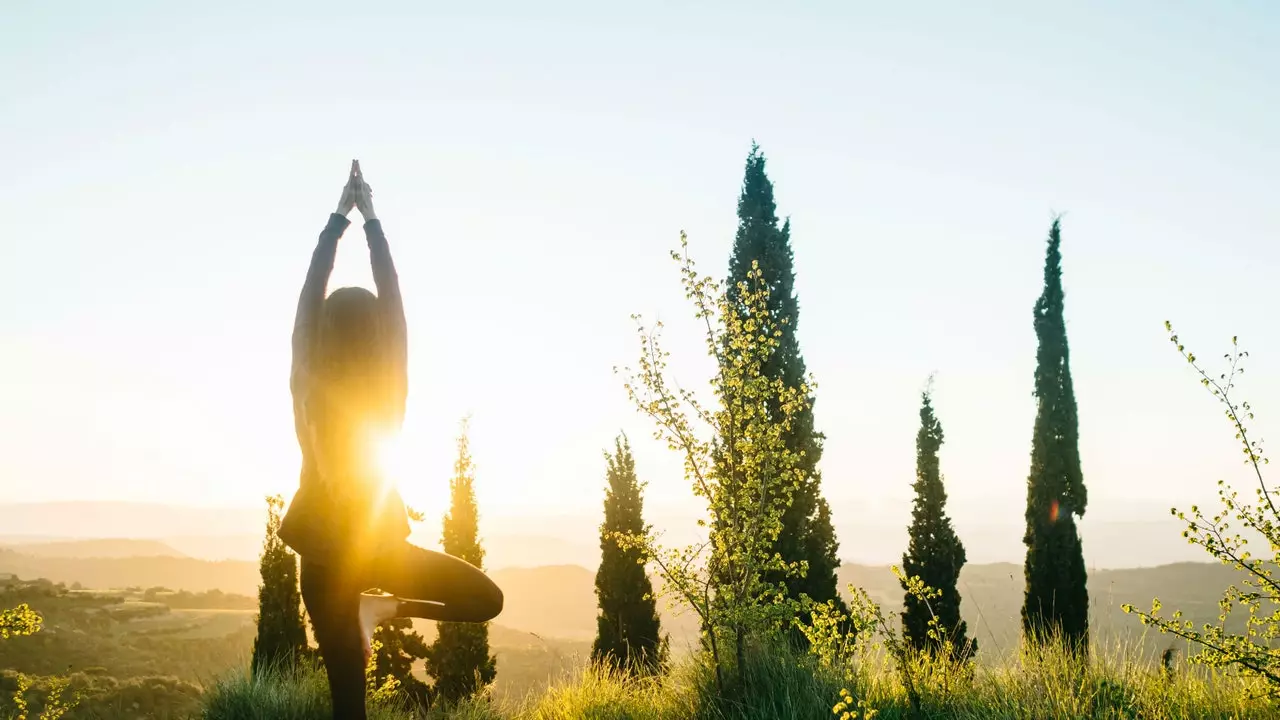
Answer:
[{"left": 1, "top": 1, "right": 1277, "bottom": 557}]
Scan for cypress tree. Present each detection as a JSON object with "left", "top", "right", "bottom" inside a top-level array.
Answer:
[
  {"left": 901, "top": 383, "right": 975, "bottom": 662},
  {"left": 591, "top": 434, "right": 667, "bottom": 674},
  {"left": 251, "top": 495, "right": 308, "bottom": 675},
  {"left": 1021, "top": 218, "right": 1089, "bottom": 652},
  {"left": 424, "top": 420, "right": 497, "bottom": 704},
  {"left": 724, "top": 143, "right": 844, "bottom": 616}
]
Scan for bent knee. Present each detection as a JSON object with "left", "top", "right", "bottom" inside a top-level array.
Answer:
[{"left": 477, "top": 579, "right": 503, "bottom": 621}]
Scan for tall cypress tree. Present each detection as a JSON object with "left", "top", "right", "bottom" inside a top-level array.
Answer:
[
  {"left": 591, "top": 434, "right": 667, "bottom": 674},
  {"left": 724, "top": 143, "right": 844, "bottom": 616},
  {"left": 424, "top": 420, "right": 497, "bottom": 704},
  {"left": 1021, "top": 218, "right": 1089, "bottom": 652},
  {"left": 251, "top": 495, "right": 308, "bottom": 675},
  {"left": 901, "top": 383, "right": 975, "bottom": 662}
]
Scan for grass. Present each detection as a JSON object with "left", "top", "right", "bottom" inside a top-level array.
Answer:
[
  {"left": 199, "top": 662, "right": 413, "bottom": 720},
  {"left": 199, "top": 638, "right": 1280, "bottom": 720}
]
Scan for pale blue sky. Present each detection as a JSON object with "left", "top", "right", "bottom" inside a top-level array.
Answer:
[{"left": 1, "top": 1, "right": 1277, "bottom": 552}]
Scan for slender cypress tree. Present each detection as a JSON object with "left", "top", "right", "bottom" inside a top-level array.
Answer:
[
  {"left": 591, "top": 434, "right": 667, "bottom": 674},
  {"left": 901, "top": 383, "right": 975, "bottom": 662},
  {"left": 1021, "top": 218, "right": 1089, "bottom": 652},
  {"left": 424, "top": 419, "right": 497, "bottom": 704},
  {"left": 724, "top": 143, "right": 844, "bottom": 616},
  {"left": 251, "top": 495, "right": 308, "bottom": 675}
]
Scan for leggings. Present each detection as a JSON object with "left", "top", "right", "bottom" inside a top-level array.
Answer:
[{"left": 300, "top": 541, "right": 504, "bottom": 720}]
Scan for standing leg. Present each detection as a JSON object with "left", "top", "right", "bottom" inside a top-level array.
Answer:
[
  {"left": 301, "top": 559, "right": 368, "bottom": 720},
  {"left": 371, "top": 542, "right": 504, "bottom": 623}
]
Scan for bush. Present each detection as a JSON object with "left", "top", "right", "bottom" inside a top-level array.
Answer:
[{"left": 1124, "top": 327, "right": 1280, "bottom": 696}]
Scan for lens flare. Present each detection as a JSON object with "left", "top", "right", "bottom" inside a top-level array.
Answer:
[
  {"left": 1049, "top": 499, "right": 1060, "bottom": 523},
  {"left": 369, "top": 430, "right": 404, "bottom": 497}
]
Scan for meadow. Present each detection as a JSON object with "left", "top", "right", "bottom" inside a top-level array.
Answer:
[{"left": 199, "top": 639, "right": 1277, "bottom": 720}]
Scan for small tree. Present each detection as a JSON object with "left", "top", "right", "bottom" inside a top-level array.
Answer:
[
  {"left": 615, "top": 234, "right": 808, "bottom": 691},
  {"left": 592, "top": 434, "right": 667, "bottom": 674},
  {"left": 901, "top": 381, "right": 975, "bottom": 662},
  {"left": 370, "top": 618, "right": 431, "bottom": 707},
  {"left": 251, "top": 494, "right": 308, "bottom": 675},
  {"left": 424, "top": 419, "right": 497, "bottom": 704},
  {"left": 1124, "top": 325, "right": 1280, "bottom": 694},
  {"left": 724, "top": 144, "right": 844, "bottom": 623}
]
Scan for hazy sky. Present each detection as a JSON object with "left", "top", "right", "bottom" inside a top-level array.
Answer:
[{"left": 2, "top": 1, "right": 1277, "bottom": 549}]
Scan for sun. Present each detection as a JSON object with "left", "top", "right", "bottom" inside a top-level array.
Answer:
[
  {"left": 371, "top": 430, "right": 407, "bottom": 491},
  {"left": 364, "top": 427, "right": 445, "bottom": 521}
]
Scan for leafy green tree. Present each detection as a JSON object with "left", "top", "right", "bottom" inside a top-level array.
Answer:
[
  {"left": 250, "top": 495, "right": 308, "bottom": 675},
  {"left": 616, "top": 234, "right": 808, "bottom": 691},
  {"left": 1124, "top": 327, "right": 1280, "bottom": 694},
  {"left": 424, "top": 420, "right": 497, "bottom": 704},
  {"left": 591, "top": 434, "right": 667, "bottom": 674},
  {"left": 901, "top": 382, "right": 975, "bottom": 662},
  {"left": 724, "top": 143, "right": 844, "bottom": 620},
  {"left": 1021, "top": 218, "right": 1089, "bottom": 652}
]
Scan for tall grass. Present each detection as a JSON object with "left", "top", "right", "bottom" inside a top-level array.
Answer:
[
  {"left": 836, "top": 635, "right": 1275, "bottom": 720},
  {"left": 199, "top": 639, "right": 1279, "bottom": 720},
  {"left": 199, "top": 660, "right": 417, "bottom": 720}
]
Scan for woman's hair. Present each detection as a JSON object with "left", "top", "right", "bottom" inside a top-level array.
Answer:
[
  {"left": 317, "top": 286, "right": 382, "bottom": 377},
  {"left": 311, "top": 287, "right": 391, "bottom": 468}
]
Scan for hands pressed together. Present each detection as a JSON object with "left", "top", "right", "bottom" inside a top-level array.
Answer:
[{"left": 336, "top": 159, "right": 377, "bottom": 222}]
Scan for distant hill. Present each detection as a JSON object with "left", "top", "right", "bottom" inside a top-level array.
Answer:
[
  {"left": 835, "top": 561, "right": 1252, "bottom": 659},
  {"left": 0, "top": 502, "right": 263, "bottom": 538},
  {"left": 0, "top": 545, "right": 1251, "bottom": 660},
  {"left": 0, "top": 500, "right": 1209, "bottom": 569},
  {"left": 0, "top": 538, "right": 187, "bottom": 559},
  {"left": 488, "top": 565, "right": 600, "bottom": 641},
  {"left": 0, "top": 550, "right": 257, "bottom": 595}
]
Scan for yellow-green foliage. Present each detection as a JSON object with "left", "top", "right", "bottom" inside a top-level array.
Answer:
[
  {"left": 2, "top": 604, "right": 80, "bottom": 720},
  {"left": 614, "top": 235, "right": 812, "bottom": 690},
  {"left": 1123, "top": 326, "right": 1280, "bottom": 696},
  {"left": 0, "top": 605, "right": 41, "bottom": 639}
]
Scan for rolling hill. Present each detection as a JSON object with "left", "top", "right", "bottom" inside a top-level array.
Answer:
[
  {"left": 0, "top": 544, "right": 1252, "bottom": 662},
  {"left": 0, "top": 500, "right": 1209, "bottom": 569},
  {"left": 0, "top": 538, "right": 187, "bottom": 559}
]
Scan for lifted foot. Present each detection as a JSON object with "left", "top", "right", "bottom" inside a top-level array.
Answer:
[{"left": 358, "top": 592, "right": 400, "bottom": 664}]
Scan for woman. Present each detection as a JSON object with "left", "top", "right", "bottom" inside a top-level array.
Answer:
[{"left": 278, "top": 160, "right": 503, "bottom": 719}]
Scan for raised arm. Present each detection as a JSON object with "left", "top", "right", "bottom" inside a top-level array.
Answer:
[
  {"left": 353, "top": 162, "right": 408, "bottom": 425},
  {"left": 290, "top": 215, "right": 350, "bottom": 391},
  {"left": 290, "top": 164, "right": 359, "bottom": 396}
]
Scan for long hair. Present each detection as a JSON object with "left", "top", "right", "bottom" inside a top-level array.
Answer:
[{"left": 310, "top": 287, "right": 392, "bottom": 475}]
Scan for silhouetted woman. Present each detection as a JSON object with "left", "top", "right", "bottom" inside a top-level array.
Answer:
[{"left": 278, "top": 160, "right": 503, "bottom": 719}]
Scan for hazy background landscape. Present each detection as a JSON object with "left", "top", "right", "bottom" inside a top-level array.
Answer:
[
  {"left": 0, "top": 498, "right": 1245, "bottom": 706},
  {"left": 3, "top": 1, "right": 1278, "bottom": 717}
]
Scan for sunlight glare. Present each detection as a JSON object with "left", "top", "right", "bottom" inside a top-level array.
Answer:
[{"left": 371, "top": 430, "right": 406, "bottom": 491}]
